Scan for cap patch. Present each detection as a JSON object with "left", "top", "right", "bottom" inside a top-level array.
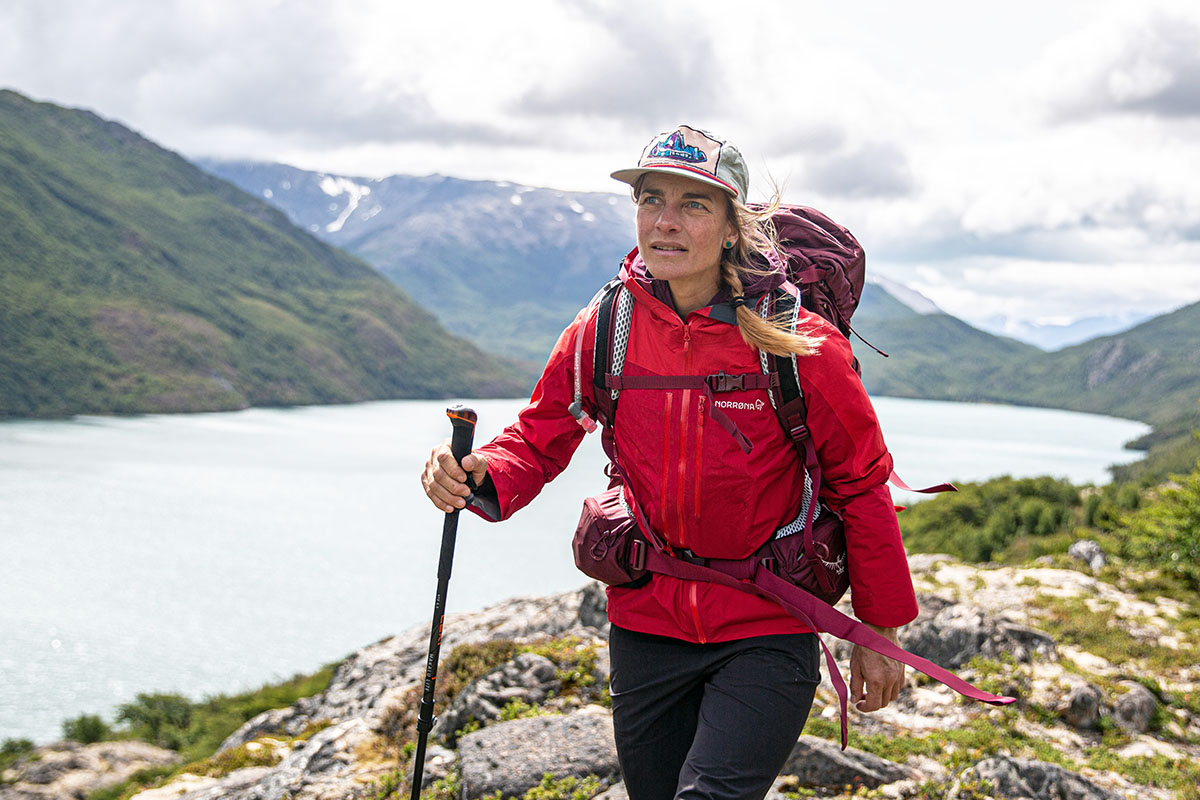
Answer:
[
  {"left": 649, "top": 130, "right": 710, "bottom": 164},
  {"left": 641, "top": 125, "right": 722, "bottom": 177}
]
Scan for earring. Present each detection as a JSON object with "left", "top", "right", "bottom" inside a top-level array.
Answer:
[{"left": 723, "top": 240, "right": 734, "bottom": 250}]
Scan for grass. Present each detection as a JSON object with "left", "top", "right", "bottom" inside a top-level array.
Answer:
[
  {"left": 1028, "top": 593, "right": 1200, "bottom": 673},
  {"left": 57, "top": 664, "right": 339, "bottom": 800},
  {"left": 1087, "top": 750, "right": 1200, "bottom": 795}
]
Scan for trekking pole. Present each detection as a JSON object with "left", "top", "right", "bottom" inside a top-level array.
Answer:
[{"left": 410, "top": 405, "right": 477, "bottom": 800}]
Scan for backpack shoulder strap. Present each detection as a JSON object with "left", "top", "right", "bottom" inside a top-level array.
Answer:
[
  {"left": 569, "top": 277, "right": 623, "bottom": 432},
  {"left": 760, "top": 287, "right": 810, "bottom": 453}
]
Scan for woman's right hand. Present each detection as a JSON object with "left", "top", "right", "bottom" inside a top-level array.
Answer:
[{"left": 421, "top": 438, "right": 489, "bottom": 513}]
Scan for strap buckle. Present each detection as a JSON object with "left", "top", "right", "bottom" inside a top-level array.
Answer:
[
  {"left": 629, "top": 538, "right": 647, "bottom": 571},
  {"left": 705, "top": 371, "right": 744, "bottom": 392}
]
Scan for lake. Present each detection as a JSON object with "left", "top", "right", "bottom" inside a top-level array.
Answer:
[{"left": 0, "top": 397, "right": 1149, "bottom": 744}]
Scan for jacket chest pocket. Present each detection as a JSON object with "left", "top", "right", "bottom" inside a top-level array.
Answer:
[{"left": 614, "top": 387, "right": 757, "bottom": 551}]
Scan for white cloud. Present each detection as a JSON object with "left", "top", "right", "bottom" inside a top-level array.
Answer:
[
  {"left": 1037, "top": 2, "right": 1200, "bottom": 120},
  {"left": 881, "top": 252, "right": 1200, "bottom": 330},
  {"left": 2, "top": 0, "right": 1199, "bottom": 328}
]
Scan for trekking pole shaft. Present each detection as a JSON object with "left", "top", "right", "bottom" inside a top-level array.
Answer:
[{"left": 410, "top": 406, "right": 477, "bottom": 800}]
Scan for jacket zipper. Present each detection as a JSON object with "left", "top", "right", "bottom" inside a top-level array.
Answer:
[
  {"left": 676, "top": 325, "right": 692, "bottom": 548},
  {"left": 680, "top": 324, "right": 707, "bottom": 642},
  {"left": 693, "top": 393, "right": 704, "bottom": 520},
  {"left": 689, "top": 582, "right": 707, "bottom": 643},
  {"left": 659, "top": 392, "right": 674, "bottom": 535}
]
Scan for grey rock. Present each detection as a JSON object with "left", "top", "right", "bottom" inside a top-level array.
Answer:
[
  {"left": 780, "top": 735, "right": 914, "bottom": 789},
  {"left": 130, "top": 767, "right": 275, "bottom": 800},
  {"left": 1061, "top": 683, "right": 1103, "bottom": 729},
  {"left": 959, "top": 755, "right": 1122, "bottom": 800},
  {"left": 458, "top": 708, "right": 620, "bottom": 800},
  {"left": 902, "top": 602, "right": 1057, "bottom": 669},
  {"left": 436, "top": 653, "right": 563, "bottom": 744},
  {"left": 220, "top": 587, "right": 606, "bottom": 752},
  {"left": 578, "top": 581, "right": 610, "bottom": 633},
  {"left": 593, "top": 781, "right": 628, "bottom": 800},
  {"left": 418, "top": 744, "right": 457, "bottom": 788},
  {"left": 1068, "top": 540, "right": 1107, "bottom": 571},
  {"left": 0, "top": 741, "right": 178, "bottom": 800},
  {"left": 1113, "top": 681, "right": 1157, "bottom": 734}
]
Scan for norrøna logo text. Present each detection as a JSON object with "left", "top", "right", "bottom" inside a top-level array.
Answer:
[{"left": 713, "top": 398, "right": 766, "bottom": 412}]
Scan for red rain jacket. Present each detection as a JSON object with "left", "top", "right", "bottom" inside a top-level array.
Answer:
[{"left": 470, "top": 256, "right": 918, "bottom": 643}]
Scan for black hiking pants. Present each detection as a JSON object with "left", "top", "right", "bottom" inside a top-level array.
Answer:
[{"left": 608, "top": 624, "right": 820, "bottom": 800}]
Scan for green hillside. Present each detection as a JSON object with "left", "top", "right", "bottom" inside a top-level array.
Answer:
[
  {"left": 0, "top": 90, "right": 528, "bottom": 418},
  {"left": 855, "top": 309, "right": 1042, "bottom": 401},
  {"left": 989, "top": 302, "right": 1200, "bottom": 481},
  {"left": 980, "top": 300, "right": 1200, "bottom": 426},
  {"left": 852, "top": 290, "right": 1200, "bottom": 482}
]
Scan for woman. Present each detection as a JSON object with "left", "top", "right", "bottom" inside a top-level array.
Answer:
[{"left": 421, "top": 125, "right": 915, "bottom": 800}]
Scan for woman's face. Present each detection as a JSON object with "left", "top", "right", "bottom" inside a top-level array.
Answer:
[{"left": 635, "top": 172, "right": 737, "bottom": 288}]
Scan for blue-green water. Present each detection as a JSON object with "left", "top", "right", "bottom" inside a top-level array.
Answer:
[{"left": 0, "top": 397, "right": 1148, "bottom": 744}]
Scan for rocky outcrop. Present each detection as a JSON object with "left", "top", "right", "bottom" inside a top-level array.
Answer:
[
  {"left": 1061, "top": 683, "right": 1104, "bottom": 729},
  {"left": 779, "top": 736, "right": 914, "bottom": 788},
  {"left": 218, "top": 583, "right": 609, "bottom": 753},
  {"left": 436, "top": 652, "right": 562, "bottom": 745},
  {"left": 1068, "top": 539, "right": 1107, "bottom": 571},
  {"left": 901, "top": 601, "right": 1058, "bottom": 669},
  {"left": 0, "top": 741, "right": 178, "bottom": 800},
  {"left": 1112, "top": 681, "right": 1158, "bottom": 734},
  {"left": 959, "top": 755, "right": 1123, "bottom": 800},
  {"left": 9, "top": 560, "right": 1199, "bottom": 800},
  {"left": 457, "top": 707, "right": 620, "bottom": 799}
]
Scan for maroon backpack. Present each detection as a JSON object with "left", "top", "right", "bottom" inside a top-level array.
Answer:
[{"left": 760, "top": 204, "right": 866, "bottom": 335}]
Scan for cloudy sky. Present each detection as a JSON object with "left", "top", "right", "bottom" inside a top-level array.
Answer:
[{"left": 3, "top": 0, "right": 1198, "bottom": 337}]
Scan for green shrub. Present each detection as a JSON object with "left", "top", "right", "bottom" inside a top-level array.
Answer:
[
  {"left": 899, "top": 476, "right": 1083, "bottom": 563},
  {"left": 1, "top": 738, "right": 35, "bottom": 777},
  {"left": 1119, "top": 460, "right": 1200, "bottom": 590},
  {"left": 62, "top": 714, "right": 112, "bottom": 744},
  {"left": 116, "top": 693, "right": 192, "bottom": 749}
]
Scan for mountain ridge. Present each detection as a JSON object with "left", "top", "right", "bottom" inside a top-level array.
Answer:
[
  {"left": 198, "top": 158, "right": 1200, "bottom": 450},
  {"left": 0, "top": 89, "right": 529, "bottom": 418}
]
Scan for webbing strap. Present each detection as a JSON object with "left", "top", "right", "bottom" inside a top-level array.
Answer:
[
  {"left": 605, "top": 373, "right": 765, "bottom": 454},
  {"left": 642, "top": 548, "right": 1015, "bottom": 749},
  {"left": 888, "top": 470, "right": 956, "bottom": 494}
]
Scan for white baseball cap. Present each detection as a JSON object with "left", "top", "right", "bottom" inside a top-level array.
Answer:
[{"left": 611, "top": 124, "right": 749, "bottom": 200}]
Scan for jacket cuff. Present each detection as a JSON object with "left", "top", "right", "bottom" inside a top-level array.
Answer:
[{"left": 466, "top": 472, "right": 502, "bottom": 522}]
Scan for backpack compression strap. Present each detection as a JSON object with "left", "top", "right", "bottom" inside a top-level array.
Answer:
[{"left": 641, "top": 546, "right": 1016, "bottom": 749}]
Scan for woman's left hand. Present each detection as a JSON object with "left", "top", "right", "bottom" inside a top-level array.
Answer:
[{"left": 848, "top": 624, "right": 905, "bottom": 712}]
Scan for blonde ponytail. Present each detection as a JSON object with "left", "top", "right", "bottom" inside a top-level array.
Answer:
[{"left": 722, "top": 197, "right": 825, "bottom": 358}]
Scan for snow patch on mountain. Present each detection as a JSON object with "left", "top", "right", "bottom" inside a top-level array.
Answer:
[{"left": 318, "top": 175, "right": 372, "bottom": 233}]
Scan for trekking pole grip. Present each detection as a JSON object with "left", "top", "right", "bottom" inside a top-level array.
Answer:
[{"left": 446, "top": 405, "right": 478, "bottom": 483}]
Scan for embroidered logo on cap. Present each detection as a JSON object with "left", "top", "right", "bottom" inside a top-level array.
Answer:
[
  {"left": 640, "top": 125, "right": 722, "bottom": 178},
  {"left": 649, "top": 130, "right": 709, "bottom": 164}
]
